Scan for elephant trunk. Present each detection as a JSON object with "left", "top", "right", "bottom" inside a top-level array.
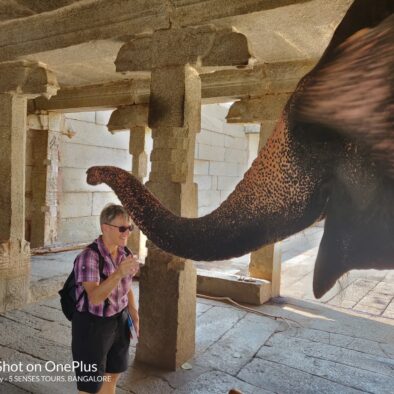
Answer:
[{"left": 87, "top": 113, "right": 330, "bottom": 261}]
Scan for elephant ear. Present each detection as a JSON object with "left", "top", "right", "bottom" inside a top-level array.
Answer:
[{"left": 294, "top": 13, "right": 394, "bottom": 177}]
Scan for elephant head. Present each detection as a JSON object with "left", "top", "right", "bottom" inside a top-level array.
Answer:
[{"left": 87, "top": 0, "right": 394, "bottom": 298}]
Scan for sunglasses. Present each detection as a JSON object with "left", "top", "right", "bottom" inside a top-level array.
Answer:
[{"left": 105, "top": 223, "right": 134, "bottom": 233}]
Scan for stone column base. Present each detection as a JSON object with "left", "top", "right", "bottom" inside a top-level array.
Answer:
[
  {"left": 136, "top": 244, "right": 196, "bottom": 370},
  {"left": 0, "top": 240, "right": 30, "bottom": 312}
]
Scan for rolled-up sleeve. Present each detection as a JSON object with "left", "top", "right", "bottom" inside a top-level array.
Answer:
[{"left": 74, "top": 248, "right": 100, "bottom": 284}]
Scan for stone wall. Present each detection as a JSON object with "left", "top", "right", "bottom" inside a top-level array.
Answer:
[
  {"left": 195, "top": 104, "right": 256, "bottom": 216},
  {"left": 58, "top": 111, "right": 131, "bottom": 244}
]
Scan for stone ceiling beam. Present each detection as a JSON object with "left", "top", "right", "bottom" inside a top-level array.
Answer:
[
  {"left": 107, "top": 104, "right": 149, "bottom": 133},
  {"left": 226, "top": 93, "right": 291, "bottom": 124},
  {"left": 0, "top": 0, "right": 311, "bottom": 62},
  {"left": 0, "top": 61, "right": 58, "bottom": 99},
  {"left": 31, "top": 60, "right": 314, "bottom": 112}
]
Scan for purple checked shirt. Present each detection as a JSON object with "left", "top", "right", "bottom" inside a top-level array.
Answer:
[{"left": 74, "top": 236, "right": 133, "bottom": 317}]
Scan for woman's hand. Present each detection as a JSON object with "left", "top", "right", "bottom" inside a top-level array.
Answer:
[{"left": 118, "top": 255, "right": 140, "bottom": 278}]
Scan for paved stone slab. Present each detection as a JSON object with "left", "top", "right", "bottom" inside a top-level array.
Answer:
[
  {"left": 0, "top": 316, "right": 41, "bottom": 347},
  {"left": 383, "top": 300, "right": 394, "bottom": 319},
  {"left": 195, "top": 314, "right": 279, "bottom": 375},
  {"left": 37, "top": 322, "right": 71, "bottom": 348},
  {"left": 238, "top": 357, "right": 364, "bottom": 394},
  {"left": 281, "top": 271, "right": 314, "bottom": 300},
  {"left": 8, "top": 335, "right": 72, "bottom": 365},
  {"left": 155, "top": 364, "right": 209, "bottom": 390},
  {"left": 173, "top": 370, "right": 269, "bottom": 394},
  {"left": 40, "top": 297, "right": 62, "bottom": 310},
  {"left": 195, "top": 306, "right": 246, "bottom": 354},
  {"left": 261, "top": 331, "right": 394, "bottom": 377},
  {"left": 23, "top": 303, "right": 70, "bottom": 328},
  {"left": 0, "top": 382, "right": 31, "bottom": 393},
  {"left": 120, "top": 352, "right": 197, "bottom": 391},
  {"left": 328, "top": 279, "right": 379, "bottom": 309},
  {"left": 119, "top": 375, "right": 174, "bottom": 394},
  {"left": 0, "top": 350, "right": 74, "bottom": 394},
  {"left": 290, "top": 327, "right": 390, "bottom": 358},
  {"left": 196, "top": 302, "right": 213, "bottom": 317},
  {"left": 256, "top": 334, "right": 394, "bottom": 393},
  {"left": 30, "top": 251, "right": 78, "bottom": 281},
  {"left": 354, "top": 282, "right": 394, "bottom": 316},
  {"left": 195, "top": 297, "right": 235, "bottom": 309},
  {"left": 0, "top": 344, "right": 16, "bottom": 361},
  {"left": 255, "top": 299, "right": 394, "bottom": 344},
  {"left": 4, "top": 309, "right": 57, "bottom": 332}
]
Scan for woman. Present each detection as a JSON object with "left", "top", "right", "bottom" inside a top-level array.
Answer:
[{"left": 72, "top": 203, "right": 140, "bottom": 394}]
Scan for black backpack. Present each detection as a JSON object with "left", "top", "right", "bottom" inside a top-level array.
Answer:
[{"left": 59, "top": 242, "right": 131, "bottom": 321}]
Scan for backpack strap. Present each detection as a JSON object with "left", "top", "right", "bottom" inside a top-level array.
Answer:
[
  {"left": 82, "top": 242, "right": 111, "bottom": 315},
  {"left": 88, "top": 242, "right": 107, "bottom": 281},
  {"left": 72, "top": 256, "right": 87, "bottom": 306}
]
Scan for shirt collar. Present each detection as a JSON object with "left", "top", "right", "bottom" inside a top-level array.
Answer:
[{"left": 96, "top": 235, "right": 127, "bottom": 260}]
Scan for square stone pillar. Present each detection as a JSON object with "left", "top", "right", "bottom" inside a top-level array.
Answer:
[
  {"left": 115, "top": 26, "right": 252, "bottom": 369},
  {"left": 227, "top": 95, "right": 290, "bottom": 298},
  {"left": 27, "top": 112, "right": 62, "bottom": 248},
  {"left": 0, "top": 61, "right": 58, "bottom": 311},
  {"left": 128, "top": 126, "right": 149, "bottom": 257},
  {"left": 0, "top": 93, "right": 31, "bottom": 311},
  {"left": 249, "top": 120, "right": 282, "bottom": 297},
  {"left": 136, "top": 65, "right": 199, "bottom": 370}
]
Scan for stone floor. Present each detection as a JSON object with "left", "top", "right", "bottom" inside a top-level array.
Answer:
[
  {"left": 0, "top": 285, "right": 393, "bottom": 393},
  {"left": 0, "top": 223, "right": 392, "bottom": 393}
]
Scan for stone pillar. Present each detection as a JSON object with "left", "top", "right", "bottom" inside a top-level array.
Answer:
[
  {"left": 227, "top": 94, "right": 290, "bottom": 297},
  {"left": 0, "top": 61, "right": 58, "bottom": 311},
  {"left": 27, "top": 112, "right": 62, "bottom": 248},
  {"left": 138, "top": 66, "right": 200, "bottom": 371},
  {"left": 107, "top": 104, "right": 149, "bottom": 257},
  {"left": 250, "top": 119, "right": 281, "bottom": 297},
  {"left": 115, "top": 26, "right": 251, "bottom": 369}
]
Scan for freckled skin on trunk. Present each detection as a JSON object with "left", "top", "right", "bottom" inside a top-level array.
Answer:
[{"left": 87, "top": 114, "right": 333, "bottom": 261}]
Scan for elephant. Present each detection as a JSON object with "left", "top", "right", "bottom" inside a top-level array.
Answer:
[{"left": 86, "top": 0, "right": 394, "bottom": 299}]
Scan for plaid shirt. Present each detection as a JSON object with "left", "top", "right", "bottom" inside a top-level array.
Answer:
[{"left": 74, "top": 236, "right": 133, "bottom": 317}]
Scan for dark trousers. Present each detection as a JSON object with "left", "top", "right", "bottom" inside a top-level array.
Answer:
[{"left": 71, "top": 309, "right": 130, "bottom": 393}]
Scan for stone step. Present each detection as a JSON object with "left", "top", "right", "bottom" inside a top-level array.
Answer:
[{"left": 197, "top": 269, "right": 272, "bottom": 305}]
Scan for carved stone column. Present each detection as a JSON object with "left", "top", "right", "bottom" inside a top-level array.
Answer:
[
  {"left": 26, "top": 111, "right": 62, "bottom": 248},
  {"left": 227, "top": 94, "right": 290, "bottom": 297},
  {"left": 0, "top": 61, "right": 58, "bottom": 311},
  {"left": 107, "top": 104, "right": 149, "bottom": 257},
  {"left": 116, "top": 26, "right": 251, "bottom": 369}
]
